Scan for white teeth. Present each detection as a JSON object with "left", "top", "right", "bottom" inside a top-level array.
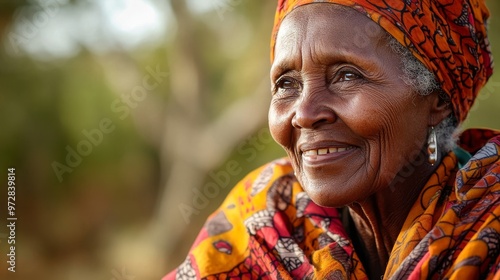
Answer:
[
  {"left": 304, "top": 150, "right": 317, "bottom": 156},
  {"left": 304, "top": 146, "right": 352, "bottom": 156},
  {"left": 318, "top": 148, "right": 328, "bottom": 155}
]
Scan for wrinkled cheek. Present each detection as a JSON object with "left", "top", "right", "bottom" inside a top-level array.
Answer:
[
  {"left": 359, "top": 112, "right": 390, "bottom": 135},
  {"left": 342, "top": 95, "right": 396, "bottom": 136}
]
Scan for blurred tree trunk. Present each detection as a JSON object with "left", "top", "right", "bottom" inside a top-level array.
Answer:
[{"left": 147, "top": 0, "right": 271, "bottom": 267}]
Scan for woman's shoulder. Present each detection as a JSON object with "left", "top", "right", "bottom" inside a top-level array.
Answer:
[
  {"left": 456, "top": 132, "right": 500, "bottom": 198},
  {"left": 412, "top": 134, "right": 500, "bottom": 279}
]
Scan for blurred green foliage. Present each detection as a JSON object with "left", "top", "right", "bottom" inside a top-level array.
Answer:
[{"left": 464, "top": 0, "right": 500, "bottom": 129}]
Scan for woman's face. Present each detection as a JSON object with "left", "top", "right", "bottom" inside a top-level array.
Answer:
[{"left": 269, "top": 4, "right": 439, "bottom": 207}]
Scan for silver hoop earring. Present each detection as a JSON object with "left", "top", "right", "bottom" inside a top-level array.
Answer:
[{"left": 427, "top": 126, "right": 438, "bottom": 165}]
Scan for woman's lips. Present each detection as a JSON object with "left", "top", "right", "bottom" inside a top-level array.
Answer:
[{"left": 301, "top": 146, "right": 355, "bottom": 164}]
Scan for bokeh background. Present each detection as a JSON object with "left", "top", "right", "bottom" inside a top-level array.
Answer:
[{"left": 0, "top": 0, "right": 498, "bottom": 279}]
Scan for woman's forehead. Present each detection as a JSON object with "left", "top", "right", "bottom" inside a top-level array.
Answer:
[
  {"left": 273, "top": 4, "right": 389, "bottom": 65},
  {"left": 276, "top": 4, "right": 385, "bottom": 46}
]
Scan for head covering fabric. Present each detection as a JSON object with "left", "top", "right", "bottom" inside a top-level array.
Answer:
[{"left": 270, "top": 0, "right": 494, "bottom": 124}]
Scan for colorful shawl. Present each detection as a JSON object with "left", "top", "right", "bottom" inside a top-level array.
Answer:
[{"left": 165, "top": 135, "right": 500, "bottom": 279}]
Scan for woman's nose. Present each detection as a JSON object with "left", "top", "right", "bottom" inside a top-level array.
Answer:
[{"left": 291, "top": 90, "right": 336, "bottom": 129}]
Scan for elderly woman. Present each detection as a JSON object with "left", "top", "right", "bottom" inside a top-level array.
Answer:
[{"left": 165, "top": 0, "right": 500, "bottom": 279}]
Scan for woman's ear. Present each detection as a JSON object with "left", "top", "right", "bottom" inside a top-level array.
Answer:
[{"left": 429, "top": 91, "right": 453, "bottom": 126}]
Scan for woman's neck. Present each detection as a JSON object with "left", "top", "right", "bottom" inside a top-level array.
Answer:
[{"left": 347, "top": 160, "right": 438, "bottom": 278}]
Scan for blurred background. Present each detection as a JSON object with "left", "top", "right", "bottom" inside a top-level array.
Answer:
[{"left": 0, "top": 0, "right": 498, "bottom": 279}]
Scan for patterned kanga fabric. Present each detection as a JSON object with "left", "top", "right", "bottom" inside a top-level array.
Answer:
[
  {"left": 164, "top": 135, "right": 500, "bottom": 279},
  {"left": 270, "top": 0, "right": 494, "bottom": 124}
]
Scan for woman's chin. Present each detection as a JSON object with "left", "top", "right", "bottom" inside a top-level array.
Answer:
[{"left": 301, "top": 180, "right": 365, "bottom": 208}]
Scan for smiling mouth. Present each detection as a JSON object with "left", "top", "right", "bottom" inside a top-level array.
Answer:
[{"left": 302, "top": 146, "right": 354, "bottom": 156}]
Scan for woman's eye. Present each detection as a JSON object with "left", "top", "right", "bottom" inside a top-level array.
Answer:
[
  {"left": 338, "top": 71, "right": 360, "bottom": 82},
  {"left": 274, "top": 77, "right": 301, "bottom": 94}
]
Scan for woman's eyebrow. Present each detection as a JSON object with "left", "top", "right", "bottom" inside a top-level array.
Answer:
[{"left": 271, "top": 61, "right": 296, "bottom": 77}]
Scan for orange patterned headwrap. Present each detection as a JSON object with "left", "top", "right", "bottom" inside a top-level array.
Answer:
[{"left": 270, "top": 0, "right": 494, "bottom": 124}]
